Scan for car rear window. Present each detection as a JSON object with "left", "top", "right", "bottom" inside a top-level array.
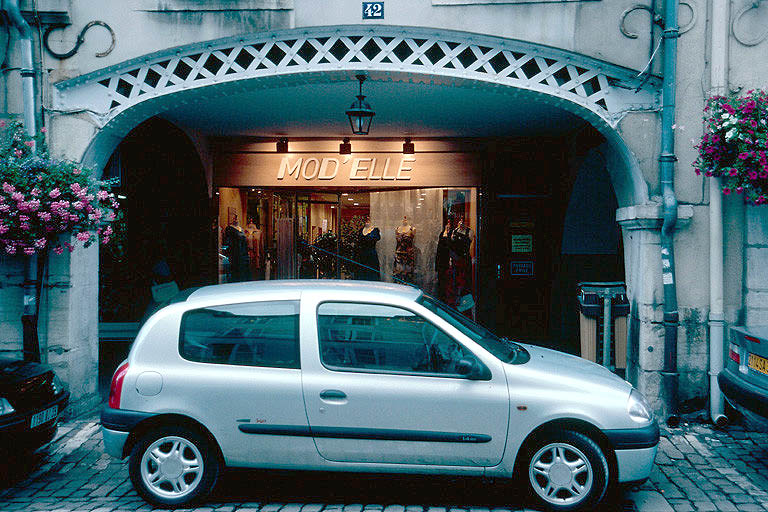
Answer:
[{"left": 179, "top": 300, "right": 300, "bottom": 369}]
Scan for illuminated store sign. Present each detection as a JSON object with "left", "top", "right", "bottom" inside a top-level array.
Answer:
[{"left": 277, "top": 156, "right": 415, "bottom": 181}]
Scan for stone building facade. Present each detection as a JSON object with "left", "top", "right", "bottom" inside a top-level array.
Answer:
[{"left": 1, "top": 0, "right": 766, "bottom": 418}]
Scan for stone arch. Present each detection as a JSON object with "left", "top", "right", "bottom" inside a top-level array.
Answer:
[{"left": 58, "top": 25, "right": 655, "bottom": 205}]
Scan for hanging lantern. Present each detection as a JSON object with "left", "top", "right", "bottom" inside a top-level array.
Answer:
[{"left": 345, "top": 74, "right": 375, "bottom": 135}]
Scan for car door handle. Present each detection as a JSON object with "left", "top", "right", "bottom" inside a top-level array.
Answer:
[{"left": 319, "top": 389, "right": 347, "bottom": 400}]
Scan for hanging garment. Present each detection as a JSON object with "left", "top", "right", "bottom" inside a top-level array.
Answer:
[
  {"left": 356, "top": 227, "right": 381, "bottom": 281},
  {"left": 223, "top": 225, "right": 251, "bottom": 282},
  {"left": 393, "top": 227, "right": 415, "bottom": 284},
  {"left": 436, "top": 228, "right": 452, "bottom": 302}
]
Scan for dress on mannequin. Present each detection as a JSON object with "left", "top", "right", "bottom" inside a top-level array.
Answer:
[
  {"left": 223, "top": 216, "right": 250, "bottom": 282},
  {"left": 393, "top": 216, "right": 415, "bottom": 284},
  {"left": 356, "top": 220, "right": 381, "bottom": 281}
]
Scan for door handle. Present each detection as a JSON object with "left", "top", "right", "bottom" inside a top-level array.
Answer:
[{"left": 319, "top": 389, "right": 347, "bottom": 400}]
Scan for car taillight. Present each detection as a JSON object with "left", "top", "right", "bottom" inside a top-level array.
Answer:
[
  {"left": 108, "top": 362, "right": 129, "bottom": 409},
  {"left": 728, "top": 343, "right": 740, "bottom": 364}
]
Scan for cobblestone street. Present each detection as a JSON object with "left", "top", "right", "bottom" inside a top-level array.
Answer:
[{"left": 1, "top": 413, "right": 766, "bottom": 512}]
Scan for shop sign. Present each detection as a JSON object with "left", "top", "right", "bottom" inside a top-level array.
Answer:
[{"left": 277, "top": 156, "right": 415, "bottom": 182}]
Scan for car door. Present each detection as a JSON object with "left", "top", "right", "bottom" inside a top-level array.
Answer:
[
  {"left": 300, "top": 291, "right": 510, "bottom": 467},
  {"left": 176, "top": 297, "right": 314, "bottom": 467}
]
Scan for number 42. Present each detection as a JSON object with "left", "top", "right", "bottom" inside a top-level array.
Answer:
[{"left": 363, "top": 2, "right": 383, "bottom": 19}]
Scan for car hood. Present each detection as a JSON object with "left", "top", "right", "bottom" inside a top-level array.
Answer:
[
  {"left": 517, "top": 343, "right": 631, "bottom": 392},
  {"left": 0, "top": 357, "right": 52, "bottom": 389}
]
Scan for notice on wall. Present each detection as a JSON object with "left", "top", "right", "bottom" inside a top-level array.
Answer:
[
  {"left": 510, "top": 234, "right": 533, "bottom": 253},
  {"left": 510, "top": 261, "right": 534, "bottom": 277}
]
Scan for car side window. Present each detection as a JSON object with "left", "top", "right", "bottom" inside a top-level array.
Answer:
[
  {"left": 317, "top": 302, "right": 472, "bottom": 376},
  {"left": 180, "top": 300, "right": 300, "bottom": 369}
]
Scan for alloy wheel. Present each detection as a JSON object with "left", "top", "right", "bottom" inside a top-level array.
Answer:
[
  {"left": 139, "top": 435, "right": 204, "bottom": 499},
  {"left": 528, "top": 442, "right": 593, "bottom": 507}
]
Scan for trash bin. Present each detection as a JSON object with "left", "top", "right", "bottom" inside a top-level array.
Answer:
[{"left": 577, "top": 282, "right": 629, "bottom": 370}]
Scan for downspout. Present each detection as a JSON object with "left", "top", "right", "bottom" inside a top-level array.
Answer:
[
  {"left": 4, "top": 0, "right": 41, "bottom": 363},
  {"left": 659, "top": 0, "right": 680, "bottom": 425},
  {"left": 708, "top": 0, "right": 729, "bottom": 426}
]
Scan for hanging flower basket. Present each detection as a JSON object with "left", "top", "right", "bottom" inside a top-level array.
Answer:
[
  {"left": 0, "top": 119, "right": 120, "bottom": 256},
  {"left": 694, "top": 90, "right": 768, "bottom": 204}
]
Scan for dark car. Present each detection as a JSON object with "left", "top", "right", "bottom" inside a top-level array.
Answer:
[
  {"left": 0, "top": 357, "right": 69, "bottom": 453},
  {"left": 719, "top": 326, "right": 768, "bottom": 424}
]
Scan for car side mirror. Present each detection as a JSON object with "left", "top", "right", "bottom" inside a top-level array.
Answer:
[{"left": 456, "top": 357, "right": 490, "bottom": 380}]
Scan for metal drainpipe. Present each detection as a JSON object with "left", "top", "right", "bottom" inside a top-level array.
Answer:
[
  {"left": 659, "top": 0, "right": 680, "bottom": 425},
  {"left": 708, "top": 0, "right": 729, "bottom": 427},
  {"left": 5, "top": 0, "right": 41, "bottom": 363}
]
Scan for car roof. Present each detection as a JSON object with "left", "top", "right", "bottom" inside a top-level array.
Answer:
[{"left": 186, "top": 279, "right": 423, "bottom": 302}]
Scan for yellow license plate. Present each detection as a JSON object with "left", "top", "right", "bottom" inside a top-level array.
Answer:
[{"left": 748, "top": 353, "right": 768, "bottom": 376}]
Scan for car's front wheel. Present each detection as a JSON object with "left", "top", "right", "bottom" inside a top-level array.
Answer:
[
  {"left": 521, "top": 430, "right": 609, "bottom": 511},
  {"left": 128, "top": 426, "right": 220, "bottom": 507}
]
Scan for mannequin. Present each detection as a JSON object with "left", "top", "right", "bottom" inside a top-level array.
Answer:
[
  {"left": 393, "top": 215, "right": 415, "bottom": 283},
  {"left": 448, "top": 216, "right": 474, "bottom": 317},
  {"left": 356, "top": 216, "right": 381, "bottom": 281},
  {"left": 223, "top": 214, "right": 250, "bottom": 282},
  {"left": 245, "top": 216, "right": 264, "bottom": 280}
]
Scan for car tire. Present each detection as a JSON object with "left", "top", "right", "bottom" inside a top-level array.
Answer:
[
  {"left": 128, "top": 425, "right": 220, "bottom": 507},
  {"left": 520, "top": 430, "right": 610, "bottom": 512}
]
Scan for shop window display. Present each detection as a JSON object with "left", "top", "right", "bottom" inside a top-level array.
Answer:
[{"left": 217, "top": 187, "right": 476, "bottom": 315}]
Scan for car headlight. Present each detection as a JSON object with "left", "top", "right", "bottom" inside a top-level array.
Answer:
[
  {"left": 51, "top": 373, "right": 67, "bottom": 395},
  {"left": 0, "top": 397, "right": 15, "bottom": 416},
  {"left": 627, "top": 388, "right": 653, "bottom": 423}
]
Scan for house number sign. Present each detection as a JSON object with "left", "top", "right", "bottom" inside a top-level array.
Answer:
[{"left": 362, "top": 2, "right": 384, "bottom": 19}]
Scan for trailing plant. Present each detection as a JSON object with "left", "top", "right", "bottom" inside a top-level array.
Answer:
[
  {"left": 694, "top": 90, "right": 768, "bottom": 204},
  {"left": 0, "top": 119, "right": 120, "bottom": 256}
]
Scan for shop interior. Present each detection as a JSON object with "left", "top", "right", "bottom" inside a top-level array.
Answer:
[{"left": 217, "top": 187, "right": 478, "bottom": 315}]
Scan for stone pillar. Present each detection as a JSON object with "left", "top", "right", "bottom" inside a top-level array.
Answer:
[
  {"left": 745, "top": 204, "right": 768, "bottom": 325},
  {"left": 618, "top": 204, "right": 694, "bottom": 417}
]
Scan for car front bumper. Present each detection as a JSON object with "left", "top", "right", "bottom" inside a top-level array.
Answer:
[
  {"left": 0, "top": 391, "right": 69, "bottom": 451},
  {"left": 604, "top": 421, "right": 660, "bottom": 483},
  {"left": 719, "top": 368, "right": 768, "bottom": 419}
]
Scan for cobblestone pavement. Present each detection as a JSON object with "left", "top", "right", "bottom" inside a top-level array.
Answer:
[{"left": 1, "top": 413, "right": 767, "bottom": 512}]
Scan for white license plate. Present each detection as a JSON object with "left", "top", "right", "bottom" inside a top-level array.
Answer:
[{"left": 30, "top": 405, "right": 58, "bottom": 428}]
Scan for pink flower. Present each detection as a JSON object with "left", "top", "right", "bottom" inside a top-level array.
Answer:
[
  {"left": 5, "top": 245, "right": 16, "bottom": 255},
  {"left": 749, "top": 171, "right": 759, "bottom": 180},
  {"left": 30, "top": 188, "right": 40, "bottom": 197},
  {"left": 13, "top": 149, "right": 22, "bottom": 158},
  {"left": 34, "top": 238, "right": 46, "bottom": 248},
  {"left": 11, "top": 191, "right": 23, "bottom": 201},
  {"left": 738, "top": 153, "right": 750, "bottom": 160},
  {"left": 88, "top": 210, "right": 103, "bottom": 221},
  {"left": 53, "top": 246, "right": 64, "bottom": 255},
  {"left": 97, "top": 190, "right": 109, "bottom": 201},
  {"left": 73, "top": 169, "right": 81, "bottom": 176},
  {"left": 723, "top": 187, "right": 731, "bottom": 195},
  {"left": 695, "top": 169, "right": 701, "bottom": 175},
  {"left": 0, "top": 204, "right": 10, "bottom": 213},
  {"left": 49, "top": 188, "right": 61, "bottom": 198},
  {"left": 23, "top": 140, "right": 34, "bottom": 148},
  {"left": 18, "top": 215, "right": 29, "bottom": 222},
  {"left": 23, "top": 246, "right": 35, "bottom": 255},
  {"left": 729, "top": 168, "right": 738, "bottom": 176},
  {"left": 0, "top": 120, "right": 5, "bottom": 127},
  {"left": 0, "top": 224, "right": 7, "bottom": 234},
  {"left": 73, "top": 201, "right": 84, "bottom": 210},
  {"left": 38, "top": 212, "right": 52, "bottom": 222},
  {"left": 2, "top": 182, "right": 14, "bottom": 193},
  {"left": 736, "top": 187, "right": 744, "bottom": 194},
  {"left": 76, "top": 232, "right": 90, "bottom": 242},
  {"left": 101, "top": 236, "right": 110, "bottom": 245},
  {"left": 19, "top": 222, "right": 30, "bottom": 230},
  {"left": 64, "top": 242, "right": 74, "bottom": 253},
  {"left": 103, "top": 225, "right": 113, "bottom": 236},
  {"left": 40, "top": 127, "right": 47, "bottom": 133}
]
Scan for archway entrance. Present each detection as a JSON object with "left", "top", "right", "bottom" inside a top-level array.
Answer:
[{"left": 60, "top": 26, "right": 655, "bottom": 365}]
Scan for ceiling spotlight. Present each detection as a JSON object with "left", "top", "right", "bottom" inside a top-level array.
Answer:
[
  {"left": 403, "top": 138, "right": 415, "bottom": 154},
  {"left": 354, "top": 203, "right": 359, "bottom": 206},
  {"left": 345, "top": 74, "right": 375, "bottom": 135},
  {"left": 339, "top": 137, "right": 352, "bottom": 155},
  {"left": 276, "top": 138, "right": 288, "bottom": 153}
]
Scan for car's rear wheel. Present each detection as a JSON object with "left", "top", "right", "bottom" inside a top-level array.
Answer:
[
  {"left": 521, "top": 430, "right": 609, "bottom": 512},
  {"left": 128, "top": 426, "right": 219, "bottom": 507}
]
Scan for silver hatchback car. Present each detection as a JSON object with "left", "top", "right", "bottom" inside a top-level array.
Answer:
[{"left": 101, "top": 281, "right": 658, "bottom": 511}]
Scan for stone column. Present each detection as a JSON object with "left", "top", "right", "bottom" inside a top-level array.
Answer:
[{"left": 618, "top": 204, "right": 694, "bottom": 417}]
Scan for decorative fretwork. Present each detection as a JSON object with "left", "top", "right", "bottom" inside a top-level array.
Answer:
[{"left": 55, "top": 26, "right": 660, "bottom": 127}]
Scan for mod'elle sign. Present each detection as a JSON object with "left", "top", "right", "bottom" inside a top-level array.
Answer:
[{"left": 216, "top": 152, "right": 481, "bottom": 188}]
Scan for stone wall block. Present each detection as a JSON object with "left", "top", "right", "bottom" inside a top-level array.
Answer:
[
  {"left": 745, "top": 247, "right": 768, "bottom": 290},
  {"left": 637, "top": 319, "right": 665, "bottom": 371},
  {"left": 745, "top": 203, "right": 768, "bottom": 246}
]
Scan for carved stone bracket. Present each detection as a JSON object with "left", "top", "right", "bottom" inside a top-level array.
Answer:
[
  {"left": 732, "top": 0, "right": 768, "bottom": 46},
  {"left": 43, "top": 21, "right": 116, "bottom": 60},
  {"left": 620, "top": 2, "right": 696, "bottom": 39}
]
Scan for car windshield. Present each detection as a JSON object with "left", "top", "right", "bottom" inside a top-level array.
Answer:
[{"left": 417, "top": 295, "right": 529, "bottom": 365}]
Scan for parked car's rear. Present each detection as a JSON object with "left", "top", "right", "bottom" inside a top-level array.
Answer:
[{"left": 719, "top": 326, "right": 768, "bottom": 422}]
